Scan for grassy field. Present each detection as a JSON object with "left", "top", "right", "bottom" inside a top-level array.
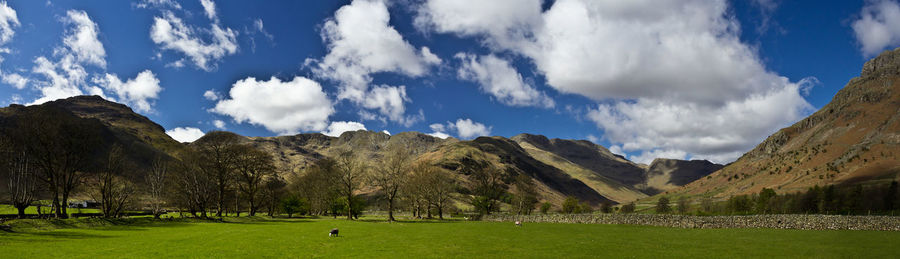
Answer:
[{"left": 1, "top": 217, "right": 898, "bottom": 258}]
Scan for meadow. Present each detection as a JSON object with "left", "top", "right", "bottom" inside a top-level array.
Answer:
[{"left": 1, "top": 216, "right": 898, "bottom": 258}]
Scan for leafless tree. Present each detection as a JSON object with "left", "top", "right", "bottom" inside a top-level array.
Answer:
[
  {"left": 233, "top": 145, "right": 275, "bottom": 216},
  {"left": 146, "top": 156, "right": 169, "bottom": 219},
  {"left": 372, "top": 143, "right": 413, "bottom": 221},
  {"left": 335, "top": 149, "right": 365, "bottom": 220},
  {"left": 172, "top": 149, "right": 216, "bottom": 218},
  {"left": 296, "top": 158, "right": 340, "bottom": 215},
  {"left": 91, "top": 145, "right": 135, "bottom": 218},
  {"left": 420, "top": 163, "right": 455, "bottom": 219},
  {"left": 22, "top": 107, "right": 101, "bottom": 218},
  {"left": 1, "top": 134, "right": 37, "bottom": 218},
  {"left": 512, "top": 174, "right": 539, "bottom": 215},
  {"left": 194, "top": 131, "right": 241, "bottom": 217},
  {"left": 261, "top": 176, "right": 287, "bottom": 217}
]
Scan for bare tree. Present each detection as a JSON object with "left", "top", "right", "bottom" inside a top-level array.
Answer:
[
  {"left": 335, "top": 149, "right": 365, "bottom": 220},
  {"left": 194, "top": 131, "right": 241, "bottom": 218},
  {"left": 172, "top": 149, "right": 216, "bottom": 218},
  {"left": 1, "top": 134, "right": 37, "bottom": 218},
  {"left": 91, "top": 145, "right": 135, "bottom": 218},
  {"left": 22, "top": 107, "right": 101, "bottom": 218},
  {"left": 233, "top": 145, "right": 275, "bottom": 216},
  {"left": 146, "top": 156, "right": 169, "bottom": 219},
  {"left": 372, "top": 143, "right": 413, "bottom": 222},
  {"left": 468, "top": 164, "right": 506, "bottom": 215},
  {"left": 512, "top": 174, "right": 539, "bottom": 215},
  {"left": 261, "top": 176, "right": 287, "bottom": 217},
  {"left": 420, "top": 163, "right": 455, "bottom": 219},
  {"left": 295, "top": 158, "right": 340, "bottom": 215}
]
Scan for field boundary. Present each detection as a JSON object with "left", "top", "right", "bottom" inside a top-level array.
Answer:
[{"left": 483, "top": 214, "right": 900, "bottom": 231}]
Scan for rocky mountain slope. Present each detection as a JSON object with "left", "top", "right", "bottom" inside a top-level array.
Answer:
[{"left": 665, "top": 47, "right": 900, "bottom": 199}]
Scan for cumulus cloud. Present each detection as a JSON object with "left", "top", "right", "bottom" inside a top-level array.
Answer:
[
  {"left": 382, "top": 130, "right": 391, "bottom": 135},
  {"left": 211, "top": 76, "right": 334, "bottom": 135},
  {"left": 453, "top": 118, "right": 491, "bottom": 139},
  {"left": 311, "top": 0, "right": 439, "bottom": 125},
  {"left": 150, "top": 3, "right": 238, "bottom": 71},
  {"left": 587, "top": 78, "right": 815, "bottom": 163},
  {"left": 852, "top": 0, "right": 900, "bottom": 56},
  {"left": 212, "top": 119, "right": 226, "bottom": 129},
  {"left": 62, "top": 10, "right": 106, "bottom": 68},
  {"left": 166, "top": 127, "right": 204, "bottom": 143},
  {"left": 94, "top": 70, "right": 163, "bottom": 113},
  {"left": 417, "top": 0, "right": 814, "bottom": 163},
  {"left": 203, "top": 89, "right": 220, "bottom": 100},
  {"left": 2, "top": 72, "right": 26, "bottom": 89},
  {"left": 29, "top": 10, "right": 106, "bottom": 105},
  {"left": 456, "top": 53, "right": 554, "bottom": 108},
  {"left": 428, "top": 118, "right": 491, "bottom": 139},
  {"left": 0, "top": 1, "right": 19, "bottom": 45},
  {"left": 322, "top": 121, "right": 367, "bottom": 137}
]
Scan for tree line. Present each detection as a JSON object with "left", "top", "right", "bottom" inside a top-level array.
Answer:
[{"left": 650, "top": 182, "right": 900, "bottom": 215}]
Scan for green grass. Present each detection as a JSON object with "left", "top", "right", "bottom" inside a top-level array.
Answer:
[
  {"left": 0, "top": 205, "right": 101, "bottom": 215},
  {"left": 1, "top": 217, "right": 898, "bottom": 258}
]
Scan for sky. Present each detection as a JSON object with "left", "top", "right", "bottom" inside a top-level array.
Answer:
[{"left": 0, "top": 0, "right": 897, "bottom": 165}]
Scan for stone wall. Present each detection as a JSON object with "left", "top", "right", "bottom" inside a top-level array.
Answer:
[{"left": 483, "top": 214, "right": 900, "bottom": 231}]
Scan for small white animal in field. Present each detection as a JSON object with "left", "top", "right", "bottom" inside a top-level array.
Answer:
[
  {"left": 329, "top": 228, "right": 339, "bottom": 237},
  {"left": 515, "top": 221, "right": 522, "bottom": 227}
]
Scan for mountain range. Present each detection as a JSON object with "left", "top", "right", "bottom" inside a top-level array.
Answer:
[{"left": 0, "top": 96, "right": 720, "bottom": 206}]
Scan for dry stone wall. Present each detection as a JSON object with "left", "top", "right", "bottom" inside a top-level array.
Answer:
[{"left": 483, "top": 214, "right": 900, "bottom": 231}]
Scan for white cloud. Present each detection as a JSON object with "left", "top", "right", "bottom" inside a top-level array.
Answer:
[
  {"left": 382, "top": 130, "right": 391, "bottom": 135},
  {"left": 211, "top": 76, "right": 334, "bottom": 135},
  {"left": 94, "top": 70, "right": 163, "bottom": 113},
  {"left": 417, "top": 0, "right": 814, "bottom": 164},
  {"left": 629, "top": 149, "right": 688, "bottom": 165},
  {"left": 62, "top": 10, "right": 106, "bottom": 68},
  {"left": 451, "top": 118, "right": 491, "bottom": 139},
  {"left": 429, "top": 123, "right": 445, "bottom": 132},
  {"left": 427, "top": 132, "right": 450, "bottom": 139},
  {"left": 322, "top": 121, "right": 367, "bottom": 137},
  {"left": 29, "top": 10, "right": 107, "bottom": 105},
  {"left": 361, "top": 85, "right": 419, "bottom": 126},
  {"left": 150, "top": 9, "right": 238, "bottom": 71},
  {"left": 135, "top": 0, "right": 182, "bottom": 10},
  {"left": 456, "top": 53, "right": 554, "bottom": 108},
  {"left": 2, "top": 72, "right": 26, "bottom": 89},
  {"left": 212, "top": 119, "right": 225, "bottom": 129},
  {"left": 166, "top": 127, "right": 204, "bottom": 143},
  {"left": 203, "top": 89, "right": 220, "bottom": 100},
  {"left": 200, "top": 0, "right": 217, "bottom": 21},
  {"left": 414, "top": 0, "right": 541, "bottom": 49},
  {"left": 587, "top": 78, "right": 814, "bottom": 164},
  {"left": 311, "top": 0, "right": 438, "bottom": 125},
  {"left": 852, "top": 0, "right": 900, "bottom": 56},
  {"left": 0, "top": 1, "right": 19, "bottom": 45}
]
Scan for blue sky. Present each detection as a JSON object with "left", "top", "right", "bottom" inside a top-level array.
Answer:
[{"left": 0, "top": 0, "right": 897, "bottom": 164}]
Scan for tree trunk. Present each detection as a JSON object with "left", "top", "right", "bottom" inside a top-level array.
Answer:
[
  {"left": 346, "top": 193, "right": 353, "bottom": 220},
  {"left": 427, "top": 204, "right": 433, "bottom": 219},
  {"left": 438, "top": 202, "right": 443, "bottom": 220},
  {"left": 16, "top": 204, "right": 27, "bottom": 219},
  {"left": 52, "top": 192, "right": 62, "bottom": 218},
  {"left": 388, "top": 197, "right": 395, "bottom": 222}
]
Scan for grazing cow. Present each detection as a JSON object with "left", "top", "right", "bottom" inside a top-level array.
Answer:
[
  {"left": 329, "top": 228, "right": 339, "bottom": 237},
  {"left": 515, "top": 221, "right": 522, "bottom": 227}
]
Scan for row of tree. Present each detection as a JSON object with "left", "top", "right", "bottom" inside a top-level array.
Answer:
[{"left": 652, "top": 182, "right": 900, "bottom": 215}]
